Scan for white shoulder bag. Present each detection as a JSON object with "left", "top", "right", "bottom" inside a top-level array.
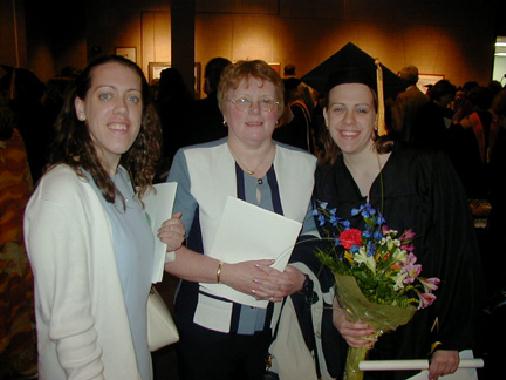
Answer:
[{"left": 147, "top": 287, "right": 179, "bottom": 351}]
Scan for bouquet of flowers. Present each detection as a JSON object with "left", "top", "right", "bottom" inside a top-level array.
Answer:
[{"left": 315, "top": 202, "right": 440, "bottom": 380}]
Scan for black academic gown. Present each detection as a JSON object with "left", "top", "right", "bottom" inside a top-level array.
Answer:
[{"left": 313, "top": 145, "right": 481, "bottom": 380}]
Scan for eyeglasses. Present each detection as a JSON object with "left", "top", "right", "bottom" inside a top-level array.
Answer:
[{"left": 228, "top": 97, "right": 280, "bottom": 113}]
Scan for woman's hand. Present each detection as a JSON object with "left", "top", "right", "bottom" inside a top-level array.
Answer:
[
  {"left": 157, "top": 212, "right": 185, "bottom": 251},
  {"left": 274, "top": 265, "right": 306, "bottom": 297},
  {"left": 333, "top": 299, "right": 376, "bottom": 348},
  {"left": 428, "top": 350, "right": 459, "bottom": 380},
  {"left": 220, "top": 259, "right": 288, "bottom": 301}
]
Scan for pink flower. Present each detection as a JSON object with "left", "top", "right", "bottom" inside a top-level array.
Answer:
[
  {"left": 402, "top": 263, "right": 422, "bottom": 284},
  {"left": 400, "top": 244, "right": 415, "bottom": 252},
  {"left": 403, "top": 252, "right": 418, "bottom": 265},
  {"left": 340, "top": 229, "right": 362, "bottom": 250},
  {"left": 420, "top": 277, "right": 440, "bottom": 292},
  {"left": 418, "top": 291, "right": 437, "bottom": 309},
  {"left": 400, "top": 229, "right": 416, "bottom": 242}
]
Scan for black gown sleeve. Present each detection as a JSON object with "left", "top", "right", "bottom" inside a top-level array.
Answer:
[{"left": 424, "top": 150, "right": 482, "bottom": 351}]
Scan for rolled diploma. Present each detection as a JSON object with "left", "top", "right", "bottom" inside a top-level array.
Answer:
[{"left": 359, "top": 359, "right": 484, "bottom": 371}]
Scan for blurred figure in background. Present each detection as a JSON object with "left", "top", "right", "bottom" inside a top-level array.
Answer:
[
  {"left": 156, "top": 67, "right": 194, "bottom": 179},
  {"left": 411, "top": 79, "right": 456, "bottom": 150},
  {"left": 187, "top": 57, "right": 231, "bottom": 146},
  {"left": 273, "top": 65, "right": 314, "bottom": 152},
  {"left": 0, "top": 66, "right": 50, "bottom": 183},
  {"left": 391, "top": 65, "right": 428, "bottom": 144},
  {"left": 0, "top": 69, "right": 37, "bottom": 379}
]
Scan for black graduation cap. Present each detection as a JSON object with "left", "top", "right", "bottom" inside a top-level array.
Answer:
[
  {"left": 301, "top": 42, "right": 403, "bottom": 100},
  {"left": 302, "top": 42, "right": 404, "bottom": 136}
]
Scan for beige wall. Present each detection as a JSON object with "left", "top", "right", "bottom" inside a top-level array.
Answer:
[
  {"left": 193, "top": 0, "right": 495, "bottom": 88},
  {"left": 1, "top": 0, "right": 497, "bottom": 89},
  {"left": 0, "top": 0, "right": 27, "bottom": 68}
]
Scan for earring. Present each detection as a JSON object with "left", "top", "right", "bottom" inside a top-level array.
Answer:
[
  {"left": 78, "top": 113, "right": 86, "bottom": 121},
  {"left": 223, "top": 120, "right": 227, "bottom": 127}
]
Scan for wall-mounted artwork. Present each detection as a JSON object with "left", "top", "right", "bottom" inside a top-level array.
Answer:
[
  {"left": 268, "top": 62, "right": 281, "bottom": 75},
  {"left": 115, "top": 47, "right": 137, "bottom": 63},
  {"left": 148, "top": 62, "right": 171, "bottom": 85},
  {"left": 417, "top": 74, "right": 445, "bottom": 94}
]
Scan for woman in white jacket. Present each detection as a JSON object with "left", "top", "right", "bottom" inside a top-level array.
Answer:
[{"left": 24, "top": 55, "right": 184, "bottom": 380}]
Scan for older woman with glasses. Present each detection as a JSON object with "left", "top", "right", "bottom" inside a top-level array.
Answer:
[{"left": 162, "top": 60, "right": 316, "bottom": 380}]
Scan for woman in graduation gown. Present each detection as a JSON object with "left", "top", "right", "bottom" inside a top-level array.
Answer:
[{"left": 293, "top": 43, "right": 481, "bottom": 380}]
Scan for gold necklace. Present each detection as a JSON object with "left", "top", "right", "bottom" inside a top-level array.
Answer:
[{"left": 227, "top": 143, "right": 275, "bottom": 178}]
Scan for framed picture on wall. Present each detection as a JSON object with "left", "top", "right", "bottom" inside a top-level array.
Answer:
[
  {"left": 417, "top": 74, "right": 445, "bottom": 93},
  {"left": 268, "top": 62, "right": 281, "bottom": 75},
  {"left": 115, "top": 47, "right": 137, "bottom": 63},
  {"left": 148, "top": 62, "right": 171, "bottom": 85}
]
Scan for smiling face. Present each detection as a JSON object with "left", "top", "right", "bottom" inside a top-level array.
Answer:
[
  {"left": 323, "top": 83, "right": 376, "bottom": 155},
  {"left": 223, "top": 76, "right": 281, "bottom": 148},
  {"left": 75, "top": 61, "right": 142, "bottom": 174}
]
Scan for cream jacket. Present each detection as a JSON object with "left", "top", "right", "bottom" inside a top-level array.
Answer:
[{"left": 24, "top": 165, "right": 141, "bottom": 380}]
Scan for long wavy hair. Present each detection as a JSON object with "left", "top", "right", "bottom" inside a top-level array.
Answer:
[
  {"left": 318, "top": 85, "right": 392, "bottom": 164},
  {"left": 48, "top": 54, "right": 161, "bottom": 202}
]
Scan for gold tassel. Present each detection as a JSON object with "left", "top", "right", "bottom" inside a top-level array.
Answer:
[{"left": 375, "top": 60, "right": 386, "bottom": 136}]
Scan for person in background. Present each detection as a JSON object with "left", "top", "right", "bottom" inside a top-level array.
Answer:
[
  {"left": 0, "top": 75, "right": 37, "bottom": 379},
  {"left": 273, "top": 73, "right": 314, "bottom": 152},
  {"left": 24, "top": 55, "right": 184, "bottom": 380},
  {"left": 0, "top": 66, "right": 50, "bottom": 183},
  {"left": 411, "top": 79, "right": 456, "bottom": 150},
  {"left": 391, "top": 65, "right": 428, "bottom": 144},
  {"left": 156, "top": 67, "right": 194, "bottom": 178},
  {"left": 165, "top": 59, "right": 316, "bottom": 380},
  {"left": 187, "top": 57, "right": 232, "bottom": 146}
]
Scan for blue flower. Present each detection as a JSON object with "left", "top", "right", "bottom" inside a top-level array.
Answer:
[
  {"left": 351, "top": 208, "right": 359, "bottom": 216},
  {"left": 350, "top": 245, "right": 360, "bottom": 253},
  {"left": 312, "top": 208, "right": 319, "bottom": 216},
  {"left": 376, "top": 214, "right": 385, "bottom": 225},
  {"left": 367, "top": 242, "right": 376, "bottom": 256},
  {"left": 320, "top": 202, "right": 328, "bottom": 210},
  {"left": 342, "top": 220, "right": 351, "bottom": 229},
  {"left": 329, "top": 215, "right": 337, "bottom": 225},
  {"left": 318, "top": 215, "right": 325, "bottom": 226},
  {"left": 362, "top": 230, "right": 371, "bottom": 238},
  {"left": 373, "top": 230, "right": 383, "bottom": 240}
]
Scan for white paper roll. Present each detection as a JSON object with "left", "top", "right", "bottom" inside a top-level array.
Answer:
[{"left": 359, "top": 359, "right": 484, "bottom": 371}]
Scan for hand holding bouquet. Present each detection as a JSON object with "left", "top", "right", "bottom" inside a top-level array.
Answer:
[{"left": 315, "top": 203, "right": 440, "bottom": 380}]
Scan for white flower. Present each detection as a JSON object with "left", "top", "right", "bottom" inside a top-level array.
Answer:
[{"left": 354, "top": 247, "right": 376, "bottom": 273}]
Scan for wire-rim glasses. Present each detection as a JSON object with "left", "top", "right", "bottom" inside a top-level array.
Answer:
[{"left": 228, "top": 96, "right": 280, "bottom": 113}]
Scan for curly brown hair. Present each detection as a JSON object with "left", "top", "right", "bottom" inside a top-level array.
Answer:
[
  {"left": 48, "top": 55, "right": 161, "bottom": 203},
  {"left": 217, "top": 60, "right": 285, "bottom": 117}
]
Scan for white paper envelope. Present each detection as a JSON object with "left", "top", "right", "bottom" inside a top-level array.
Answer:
[
  {"left": 143, "top": 182, "right": 178, "bottom": 283},
  {"left": 202, "top": 196, "right": 302, "bottom": 307}
]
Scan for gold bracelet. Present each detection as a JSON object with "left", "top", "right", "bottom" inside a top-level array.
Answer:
[{"left": 216, "top": 261, "right": 223, "bottom": 284}]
